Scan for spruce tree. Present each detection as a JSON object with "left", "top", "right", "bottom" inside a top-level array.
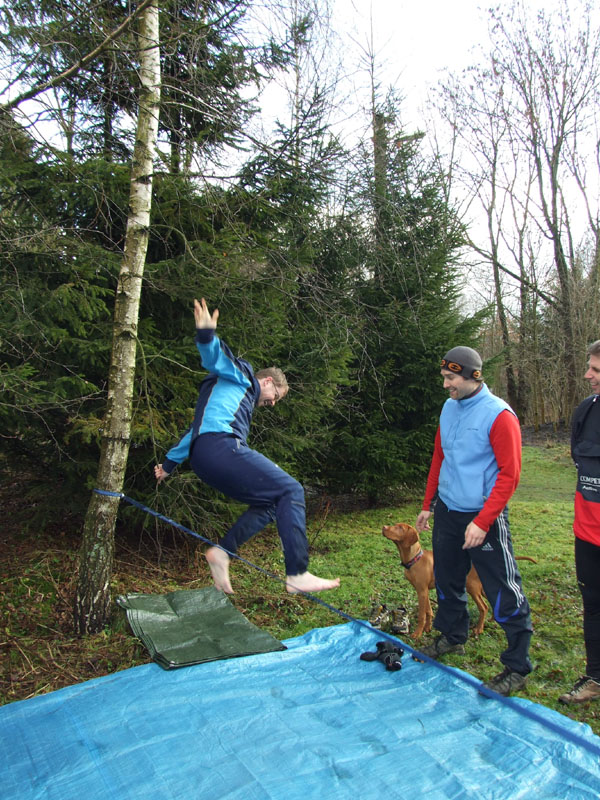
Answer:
[{"left": 325, "top": 100, "right": 480, "bottom": 501}]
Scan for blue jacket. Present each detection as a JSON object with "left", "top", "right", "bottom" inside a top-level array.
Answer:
[
  {"left": 438, "top": 383, "right": 515, "bottom": 512},
  {"left": 162, "top": 329, "right": 260, "bottom": 473}
]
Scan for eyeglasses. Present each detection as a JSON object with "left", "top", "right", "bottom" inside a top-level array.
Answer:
[{"left": 262, "top": 381, "right": 281, "bottom": 406}]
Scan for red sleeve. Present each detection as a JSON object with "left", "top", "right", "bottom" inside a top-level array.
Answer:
[
  {"left": 422, "top": 426, "right": 444, "bottom": 511},
  {"left": 473, "top": 410, "right": 522, "bottom": 531}
]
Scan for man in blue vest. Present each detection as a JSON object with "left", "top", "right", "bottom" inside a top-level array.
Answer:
[
  {"left": 415, "top": 346, "right": 533, "bottom": 696},
  {"left": 155, "top": 298, "right": 340, "bottom": 596}
]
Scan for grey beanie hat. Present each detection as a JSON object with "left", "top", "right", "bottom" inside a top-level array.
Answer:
[{"left": 441, "top": 346, "right": 483, "bottom": 381}]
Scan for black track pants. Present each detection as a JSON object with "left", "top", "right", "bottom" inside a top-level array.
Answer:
[
  {"left": 575, "top": 536, "right": 600, "bottom": 680},
  {"left": 432, "top": 500, "right": 533, "bottom": 675},
  {"left": 190, "top": 433, "right": 309, "bottom": 576}
]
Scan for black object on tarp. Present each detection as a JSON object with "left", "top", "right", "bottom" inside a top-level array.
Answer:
[{"left": 117, "top": 586, "right": 286, "bottom": 669}]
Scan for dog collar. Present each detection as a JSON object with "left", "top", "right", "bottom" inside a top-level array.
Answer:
[{"left": 401, "top": 549, "right": 423, "bottom": 570}]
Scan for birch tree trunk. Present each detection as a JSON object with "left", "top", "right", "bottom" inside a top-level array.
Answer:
[{"left": 74, "top": 2, "right": 161, "bottom": 635}]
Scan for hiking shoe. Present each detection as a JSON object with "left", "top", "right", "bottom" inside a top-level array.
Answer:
[
  {"left": 412, "top": 634, "right": 465, "bottom": 661},
  {"left": 368, "top": 603, "right": 390, "bottom": 630},
  {"left": 390, "top": 607, "right": 410, "bottom": 636},
  {"left": 481, "top": 666, "right": 527, "bottom": 697},
  {"left": 559, "top": 676, "right": 600, "bottom": 704}
]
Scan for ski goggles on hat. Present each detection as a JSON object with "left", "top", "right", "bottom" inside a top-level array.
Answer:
[
  {"left": 440, "top": 359, "right": 482, "bottom": 379},
  {"left": 440, "top": 359, "right": 463, "bottom": 373}
]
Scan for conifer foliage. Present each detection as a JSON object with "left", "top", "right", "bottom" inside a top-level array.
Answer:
[{"left": 0, "top": 1, "right": 474, "bottom": 630}]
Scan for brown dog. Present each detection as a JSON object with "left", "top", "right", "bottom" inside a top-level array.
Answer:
[{"left": 382, "top": 522, "right": 489, "bottom": 639}]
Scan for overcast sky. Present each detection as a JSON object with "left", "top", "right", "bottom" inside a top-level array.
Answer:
[
  {"left": 251, "top": 0, "right": 494, "bottom": 147},
  {"left": 330, "top": 0, "right": 491, "bottom": 129}
]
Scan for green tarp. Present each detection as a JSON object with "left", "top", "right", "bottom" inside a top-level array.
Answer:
[{"left": 117, "top": 586, "right": 286, "bottom": 669}]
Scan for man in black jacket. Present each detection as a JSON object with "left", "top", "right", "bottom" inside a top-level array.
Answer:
[{"left": 559, "top": 340, "right": 600, "bottom": 704}]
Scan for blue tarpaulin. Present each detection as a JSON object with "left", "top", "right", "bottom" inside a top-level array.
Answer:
[{"left": 2, "top": 622, "right": 600, "bottom": 799}]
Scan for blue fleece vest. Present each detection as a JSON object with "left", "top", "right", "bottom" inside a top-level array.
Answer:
[{"left": 438, "top": 383, "right": 515, "bottom": 512}]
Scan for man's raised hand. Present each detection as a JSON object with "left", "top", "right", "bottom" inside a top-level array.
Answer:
[
  {"left": 194, "top": 297, "right": 219, "bottom": 329},
  {"left": 154, "top": 464, "right": 168, "bottom": 483}
]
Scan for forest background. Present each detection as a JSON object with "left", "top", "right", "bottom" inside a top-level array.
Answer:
[{"left": 1, "top": 0, "right": 600, "bottom": 634}]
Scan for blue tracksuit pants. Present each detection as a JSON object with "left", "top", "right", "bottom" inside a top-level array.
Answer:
[
  {"left": 190, "top": 433, "right": 309, "bottom": 576},
  {"left": 432, "top": 500, "right": 533, "bottom": 675}
]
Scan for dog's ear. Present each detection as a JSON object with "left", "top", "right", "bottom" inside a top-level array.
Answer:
[{"left": 400, "top": 524, "right": 418, "bottom": 546}]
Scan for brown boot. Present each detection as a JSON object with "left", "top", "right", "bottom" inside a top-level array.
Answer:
[{"left": 559, "top": 676, "right": 600, "bottom": 704}]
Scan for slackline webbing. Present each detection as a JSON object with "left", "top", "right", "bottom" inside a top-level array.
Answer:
[{"left": 95, "top": 487, "right": 600, "bottom": 758}]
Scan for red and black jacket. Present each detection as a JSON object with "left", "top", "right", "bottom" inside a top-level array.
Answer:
[{"left": 572, "top": 394, "right": 600, "bottom": 545}]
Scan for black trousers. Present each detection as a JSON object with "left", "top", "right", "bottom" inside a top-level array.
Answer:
[
  {"left": 432, "top": 500, "right": 533, "bottom": 675},
  {"left": 575, "top": 536, "right": 600, "bottom": 680},
  {"left": 190, "top": 433, "right": 309, "bottom": 576}
]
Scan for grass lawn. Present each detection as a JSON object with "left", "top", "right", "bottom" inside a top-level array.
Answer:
[{"left": 2, "top": 441, "right": 599, "bottom": 738}]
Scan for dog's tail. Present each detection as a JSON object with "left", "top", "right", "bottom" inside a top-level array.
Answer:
[{"left": 515, "top": 555, "right": 537, "bottom": 563}]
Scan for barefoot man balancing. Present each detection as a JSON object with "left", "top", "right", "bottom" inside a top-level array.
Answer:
[{"left": 154, "top": 297, "right": 340, "bottom": 596}]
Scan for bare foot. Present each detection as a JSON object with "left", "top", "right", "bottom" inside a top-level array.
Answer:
[
  {"left": 285, "top": 571, "right": 340, "bottom": 594},
  {"left": 205, "top": 547, "right": 234, "bottom": 594}
]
